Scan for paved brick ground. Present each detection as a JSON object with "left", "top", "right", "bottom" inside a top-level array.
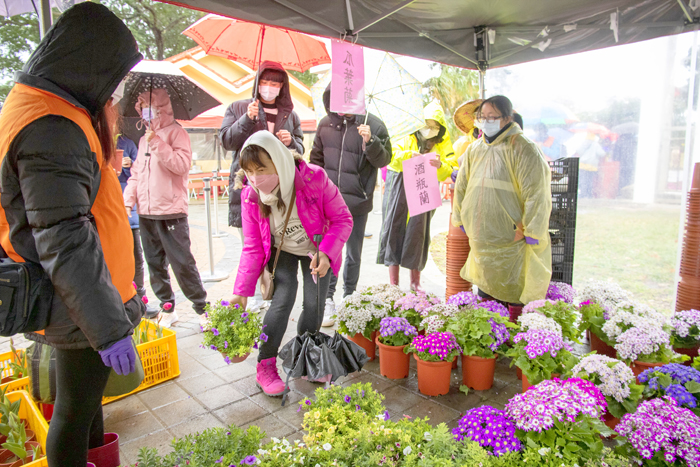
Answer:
[{"left": 0, "top": 191, "right": 592, "bottom": 465}]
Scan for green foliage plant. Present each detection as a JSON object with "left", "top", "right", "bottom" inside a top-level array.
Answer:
[
  {"left": 201, "top": 300, "right": 263, "bottom": 362},
  {"left": 445, "top": 308, "right": 516, "bottom": 359}
]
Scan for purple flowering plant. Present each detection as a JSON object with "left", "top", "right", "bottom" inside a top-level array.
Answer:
[
  {"left": 615, "top": 396, "right": 700, "bottom": 466},
  {"left": 546, "top": 281, "right": 576, "bottom": 304},
  {"left": 638, "top": 363, "right": 700, "bottom": 414},
  {"left": 201, "top": 299, "right": 263, "bottom": 362},
  {"left": 476, "top": 300, "right": 510, "bottom": 318},
  {"left": 405, "top": 332, "right": 461, "bottom": 362},
  {"left": 452, "top": 406, "right": 521, "bottom": 456},
  {"left": 378, "top": 317, "right": 417, "bottom": 347},
  {"left": 522, "top": 299, "right": 582, "bottom": 343},
  {"left": 670, "top": 309, "right": 700, "bottom": 349},
  {"left": 505, "top": 328, "right": 577, "bottom": 384},
  {"left": 446, "top": 291, "right": 480, "bottom": 309},
  {"left": 444, "top": 308, "right": 516, "bottom": 359},
  {"left": 505, "top": 378, "right": 612, "bottom": 463},
  {"left": 395, "top": 291, "right": 441, "bottom": 329}
]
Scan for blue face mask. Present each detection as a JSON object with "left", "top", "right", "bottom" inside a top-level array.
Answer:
[{"left": 480, "top": 119, "right": 501, "bottom": 138}]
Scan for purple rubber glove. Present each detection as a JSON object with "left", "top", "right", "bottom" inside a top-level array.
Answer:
[
  {"left": 99, "top": 336, "right": 137, "bottom": 376},
  {"left": 460, "top": 225, "right": 465, "bottom": 234},
  {"left": 525, "top": 236, "right": 539, "bottom": 245},
  {"left": 451, "top": 170, "right": 458, "bottom": 183}
]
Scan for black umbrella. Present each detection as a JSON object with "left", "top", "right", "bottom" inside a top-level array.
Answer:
[
  {"left": 278, "top": 330, "right": 369, "bottom": 405},
  {"left": 119, "top": 61, "right": 220, "bottom": 121}
]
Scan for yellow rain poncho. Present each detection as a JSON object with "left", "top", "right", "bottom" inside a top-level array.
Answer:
[
  {"left": 452, "top": 123, "right": 552, "bottom": 304},
  {"left": 387, "top": 101, "right": 456, "bottom": 180}
]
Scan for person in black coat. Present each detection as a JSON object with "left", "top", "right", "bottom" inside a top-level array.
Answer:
[
  {"left": 310, "top": 84, "right": 392, "bottom": 324},
  {"left": 220, "top": 61, "right": 304, "bottom": 229}
]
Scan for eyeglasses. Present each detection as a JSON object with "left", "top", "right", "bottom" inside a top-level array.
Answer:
[{"left": 475, "top": 116, "right": 502, "bottom": 124}]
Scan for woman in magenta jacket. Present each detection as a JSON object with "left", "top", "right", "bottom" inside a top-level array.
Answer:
[{"left": 229, "top": 131, "right": 353, "bottom": 396}]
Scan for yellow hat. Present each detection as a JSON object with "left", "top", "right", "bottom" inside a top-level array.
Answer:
[{"left": 453, "top": 99, "right": 483, "bottom": 134}]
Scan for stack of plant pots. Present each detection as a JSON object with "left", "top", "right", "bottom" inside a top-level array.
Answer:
[
  {"left": 677, "top": 163, "right": 700, "bottom": 312},
  {"left": 446, "top": 187, "right": 472, "bottom": 299}
]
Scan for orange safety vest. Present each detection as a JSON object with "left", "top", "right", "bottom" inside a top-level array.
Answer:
[{"left": 0, "top": 83, "right": 136, "bottom": 303}]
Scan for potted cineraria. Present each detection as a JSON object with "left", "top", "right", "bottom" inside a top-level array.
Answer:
[
  {"left": 579, "top": 301, "right": 617, "bottom": 358},
  {"left": 357, "top": 284, "right": 405, "bottom": 316},
  {"left": 201, "top": 300, "right": 264, "bottom": 364},
  {"left": 613, "top": 320, "right": 687, "bottom": 378},
  {"left": 445, "top": 307, "right": 515, "bottom": 391},
  {"left": 637, "top": 363, "right": 700, "bottom": 416},
  {"left": 522, "top": 299, "right": 582, "bottom": 343},
  {"left": 335, "top": 291, "right": 389, "bottom": 361},
  {"left": 419, "top": 303, "right": 460, "bottom": 368},
  {"left": 546, "top": 281, "right": 576, "bottom": 303},
  {"left": 505, "top": 378, "right": 613, "bottom": 464},
  {"left": 375, "top": 317, "right": 417, "bottom": 379},
  {"left": 445, "top": 291, "right": 480, "bottom": 309},
  {"left": 451, "top": 406, "right": 521, "bottom": 456},
  {"left": 569, "top": 353, "right": 644, "bottom": 430},
  {"left": 615, "top": 397, "right": 700, "bottom": 466},
  {"left": 505, "top": 326, "right": 577, "bottom": 392},
  {"left": 405, "top": 332, "right": 461, "bottom": 396},
  {"left": 394, "top": 291, "right": 441, "bottom": 331},
  {"left": 670, "top": 309, "right": 700, "bottom": 360}
]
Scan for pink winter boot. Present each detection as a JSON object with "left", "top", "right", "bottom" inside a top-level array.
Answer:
[{"left": 256, "top": 357, "right": 286, "bottom": 396}]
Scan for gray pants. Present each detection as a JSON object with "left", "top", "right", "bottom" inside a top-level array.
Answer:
[
  {"left": 328, "top": 213, "right": 368, "bottom": 299},
  {"left": 258, "top": 250, "right": 330, "bottom": 361}
]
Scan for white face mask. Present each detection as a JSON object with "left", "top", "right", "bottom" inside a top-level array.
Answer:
[
  {"left": 480, "top": 120, "right": 502, "bottom": 138},
  {"left": 258, "top": 85, "right": 281, "bottom": 101},
  {"left": 419, "top": 126, "right": 439, "bottom": 139},
  {"left": 142, "top": 108, "right": 154, "bottom": 122}
]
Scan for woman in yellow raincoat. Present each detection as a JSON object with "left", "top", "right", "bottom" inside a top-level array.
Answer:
[
  {"left": 452, "top": 96, "right": 552, "bottom": 313},
  {"left": 378, "top": 102, "right": 456, "bottom": 291}
]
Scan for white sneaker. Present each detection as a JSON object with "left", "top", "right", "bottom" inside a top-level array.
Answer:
[
  {"left": 159, "top": 311, "right": 179, "bottom": 328},
  {"left": 260, "top": 300, "right": 271, "bottom": 312},
  {"left": 248, "top": 298, "right": 262, "bottom": 313},
  {"left": 322, "top": 298, "right": 335, "bottom": 327}
]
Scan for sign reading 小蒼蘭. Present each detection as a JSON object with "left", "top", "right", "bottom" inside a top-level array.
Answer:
[
  {"left": 402, "top": 153, "right": 443, "bottom": 217},
  {"left": 330, "top": 39, "right": 365, "bottom": 115}
]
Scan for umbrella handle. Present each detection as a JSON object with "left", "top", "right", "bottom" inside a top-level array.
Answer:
[{"left": 313, "top": 234, "right": 323, "bottom": 327}]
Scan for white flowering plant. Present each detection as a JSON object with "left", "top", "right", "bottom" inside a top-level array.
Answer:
[
  {"left": 517, "top": 313, "right": 563, "bottom": 335},
  {"left": 614, "top": 321, "right": 688, "bottom": 364},
  {"left": 670, "top": 309, "right": 700, "bottom": 349},
  {"left": 522, "top": 299, "right": 582, "bottom": 343},
  {"left": 418, "top": 303, "right": 460, "bottom": 333},
  {"left": 578, "top": 280, "right": 631, "bottom": 312},
  {"left": 335, "top": 292, "right": 388, "bottom": 338},
  {"left": 569, "top": 353, "right": 643, "bottom": 419},
  {"left": 358, "top": 284, "right": 405, "bottom": 315}
]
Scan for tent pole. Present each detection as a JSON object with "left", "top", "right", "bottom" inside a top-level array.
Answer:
[
  {"left": 38, "top": 0, "right": 52, "bottom": 38},
  {"left": 479, "top": 70, "right": 485, "bottom": 99},
  {"left": 345, "top": 0, "right": 354, "bottom": 31},
  {"left": 675, "top": 28, "right": 699, "bottom": 309},
  {"left": 352, "top": 0, "right": 416, "bottom": 35}
]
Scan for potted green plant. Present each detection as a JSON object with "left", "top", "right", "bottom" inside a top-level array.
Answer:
[
  {"left": 201, "top": 300, "right": 264, "bottom": 364},
  {"left": 670, "top": 309, "right": 700, "bottom": 361},
  {"left": 0, "top": 412, "right": 40, "bottom": 467},
  {"left": 445, "top": 308, "right": 515, "bottom": 391},
  {"left": 394, "top": 291, "right": 441, "bottom": 330},
  {"left": 522, "top": 299, "right": 582, "bottom": 343},
  {"left": 335, "top": 292, "right": 388, "bottom": 361},
  {"left": 405, "top": 332, "right": 461, "bottom": 396},
  {"left": 375, "top": 317, "right": 417, "bottom": 379},
  {"left": 578, "top": 301, "right": 617, "bottom": 358},
  {"left": 613, "top": 321, "right": 688, "bottom": 379}
]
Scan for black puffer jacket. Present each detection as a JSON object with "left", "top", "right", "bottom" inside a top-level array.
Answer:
[
  {"left": 0, "top": 3, "right": 143, "bottom": 350},
  {"left": 310, "top": 85, "right": 391, "bottom": 216},
  {"left": 220, "top": 61, "right": 304, "bottom": 227}
]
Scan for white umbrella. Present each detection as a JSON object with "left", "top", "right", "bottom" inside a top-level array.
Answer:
[{"left": 1, "top": 0, "right": 79, "bottom": 17}]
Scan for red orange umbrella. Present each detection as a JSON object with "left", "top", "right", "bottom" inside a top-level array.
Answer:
[
  {"left": 183, "top": 14, "right": 330, "bottom": 72},
  {"left": 570, "top": 122, "right": 617, "bottom": 140}
]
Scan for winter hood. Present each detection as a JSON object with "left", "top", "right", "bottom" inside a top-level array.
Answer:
[
  {"left": 254, "top": 61, "right": 294, "bottom": 113},
  {"left": 135, "top": 88, "right": 175, "bottom": 130},
  {"left": 19, "top": 2, "right": 142, "bottom": 117},
  {"left": 241, "top": 130, "right": 296, "bottom": 205}
]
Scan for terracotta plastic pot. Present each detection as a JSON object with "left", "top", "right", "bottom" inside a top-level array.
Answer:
[
  {"left": 589, "top": 332, "right": 617, "bottom": 358},
  {"left": 452, "top": 356, "right": 458, "bottom": 369},
  {"left": 23, "top": 430, "right": 34, "bottom": 443},
  {"left": 461, "top": 355, "right": 496, "bottom": 390},
  {"left": 508, "top": 304, "right": 523, "bottom": 324},
  {"left": 87, "top": 433, "right": 120, "bottom": 467},
  {"left": 414, "top": 354, "right": 452, "bottom": 396},
  {"left": 226, "top": 352, "right": 250, "bottom": 363},
  {"left": 0, "top": 450, "right": 18, "bottom": 467},
  {"left": 3, "top": 441, "right": 40, "bottom": 467},
  {"left": 603, "top": 411, "right": 619, "bottom": 431},
  {"left": 516, "top": 367, "right": 522, "bottom": 380},
  {"left": 630, "top": 360, "right": 665, "bottom": 382},
  {"left": 349, "top": 332, "right": 376, "bottom": 361},
  {"left": 674, "top": 344, "right": 700, "bottom": 366},
  {"left": 375, "top": 338, "right": 410, "bottom": 379}
]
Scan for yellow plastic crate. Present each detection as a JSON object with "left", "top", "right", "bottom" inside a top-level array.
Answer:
[
  {"left": 6, "top": 390, "right": 49, "bottom": 467},
  {"left": 102, "top": 319, "right": 180, "bottom": 404},
  {"left": 0, "top": 349, "right": 25, "bottom": 382},
  {"left": 0, "top": 377, "right": 30, "bottom": 394}
]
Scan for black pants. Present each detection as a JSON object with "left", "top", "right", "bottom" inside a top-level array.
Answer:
[
  {"left": 46, "top": 347, "right": 111, "bottom": 467},
  {"left": 132, "top": 228, "right": 146, "bottom": 297},
  {"left": 140, "top": 217, "right": 207, "bottom": 314},
  {"left": 258, "top": 250, "right": 330, "bottom": 361},
  {"left": 328, "top": 213, "right": 367, "bottom": 299}
]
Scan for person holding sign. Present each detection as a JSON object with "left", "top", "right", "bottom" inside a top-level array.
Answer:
[
  {"left": 452, "top": 95, "right": 552, "bottom": 315},
  {"left": 377, "top": 102, "right": 456, "bottom": 291},
  {"left": 310, "top": 84, "right": 392, "bottom": 326}
]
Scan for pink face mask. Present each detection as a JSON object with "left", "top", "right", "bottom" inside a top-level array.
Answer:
[{"left": 248, "top": 173, "right": 279, "bottom": 194}]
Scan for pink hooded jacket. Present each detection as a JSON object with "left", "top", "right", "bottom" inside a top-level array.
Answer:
[
  {"left": 123, "top": 89, "right": 192, "bottom": 216},
  {"left": 233, "top": 137, "right": 353, "bottom": 297}
]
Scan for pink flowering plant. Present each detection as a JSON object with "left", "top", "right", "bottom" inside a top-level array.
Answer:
[
  {"left": 569, "top": 353, "right": 643, "bottom": 419},
  {"left": 505, "top": 378, "right": 612, "bottom": 464},
  {"left": 670, "top": 309, "right": 700, "bottom": 349},
  {"left": 394, "top": 291, "right": 441, "bottom": 329},
  {"left": 614, "top": 322, "right": 687, "bottom": 364},
  {"left": 546, "top": 281, "right": 576, "bottom": 304},
  {"left": 445, "top": 308, "right": 516, "bottom": 359},
  {"left": 615, "top": 396, "right": 700, "bottom": 467},
  {"left": 405, "top": 332, "right": 461, "bottom": 362},
  {"left": 377, "top": 317, "right": 417, "bottom": 347},
  {"left": 201, "top": 300, "right": 264, "bottom": 363},
  {"left": 522, "top": 299, "right": 582, "bottom": 343},
  {"left": 505, "top": 329, "right": 577, "bottom": 384}
]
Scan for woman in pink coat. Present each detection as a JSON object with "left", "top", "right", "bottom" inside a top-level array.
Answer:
[
  {"left": 229, "top": 131, "right": 353, "bottom": 396},
  {"left": 123, "top": 88, "right": 207, "bottom": 328}
]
